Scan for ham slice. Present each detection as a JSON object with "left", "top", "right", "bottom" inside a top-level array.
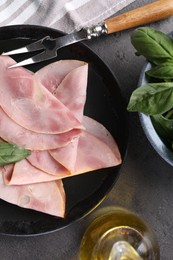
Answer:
[
  {"left": 49, "top": 141, "right": 78, "bottom": 172},
  {"left": 2, "top": 159, "right": 63, "bottom": 185},
  {"left": 3, "top": 158, "right": 68, "bottom": 185},
  {"left": 82, "top": 116, "right": 121, "bottom": 163},
  {"left": 50, "top": 116, "right": 121, "bottom": 175},
  {"left": 37, "top": 61, "right": 88, "bottom": 171},
  {"left": 74, "top": 131, "right": 120, "bottom": 174},
  {"left": 2, "top": 164, "right": 14, "bottom": 184},
  {"left": 0, "top": 107, "right": 80, "bottom": 150},
  {"left": 0, "top": 168, "right": 65, "bottom": 217},
  {"left": 34, "top": 59, "right": 87, "bottom": 94},
  {"left": 27, "top": 151, "right": 70, "bottom": 176},
  {"left": 35, "top": 60, "right": 88, "bottom": 122},
  {"left": 49, "top": 118, "right": 121, "bottom": 174},
  {"left": 0, "top": 56, "right": 82, "bottom": 134}
]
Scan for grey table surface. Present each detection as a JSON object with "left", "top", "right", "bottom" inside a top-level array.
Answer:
[{"left": 0, "top": 1, "right": 173, "bottom": 260}]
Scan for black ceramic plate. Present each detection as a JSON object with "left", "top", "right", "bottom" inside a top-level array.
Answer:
[
  {"left": 139, "top": 31, "right": 173, "bottom": 166},
  {"left": 0, "top": 25, "right": 128, "bottom": 236}
]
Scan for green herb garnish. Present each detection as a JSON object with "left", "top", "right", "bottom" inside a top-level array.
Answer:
[
  {"left": 131, "top": 27, "right": 173, "bottom": 65},
  {"left": 0, "top": 142, "right": 30, "bottom": 166},
  {"left": 127, "top": 27, "right": 173, "bottom": 149},
  {"left": 127, "top": 82, "right": 173, "bottom": 115},
  {"left": 146, "top": 62, "right": 173, "bottom": 80}
]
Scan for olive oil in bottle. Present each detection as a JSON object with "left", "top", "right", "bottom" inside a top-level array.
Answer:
[{"left": 80, "top": 207, "right": 159, "bottom": 260}]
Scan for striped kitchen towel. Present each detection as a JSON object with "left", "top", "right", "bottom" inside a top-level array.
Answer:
[{"left": 0, "top": 0, "right": 136, "bottom": 33}]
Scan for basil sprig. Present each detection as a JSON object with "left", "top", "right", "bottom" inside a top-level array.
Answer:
[
  {"left": 151, "top": 114, "right": 173, "bottom": 143},
  {"left": 146, "top": 62, "right": 173, "bottom": 80},
  {"left": 127, "top": 27, "right": 173, "bottom": 149},
  {"left": 127, "top": 82, "right": 173, "bottom": 115},
  {"left": 131, "top": 27, "right": 173, "bottom": 65},
  {"left": 128, "top": 27, "right": 173, "bottom": 115},
  {"left": 0, "top": 142, "right": 30, "bottom": 166}
]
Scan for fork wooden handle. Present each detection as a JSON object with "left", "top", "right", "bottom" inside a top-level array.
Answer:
[{"left": 105, "top": 0, "right": 173, "bottom": 34}]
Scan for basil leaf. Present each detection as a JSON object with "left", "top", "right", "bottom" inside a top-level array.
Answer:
[
  {"left": 131, "top": 27, "right": 173, "bottom": 65},
  {"left": 0, "top": 142, "right": 30, "bottom": 166},
  {"left": 146, "top": 62, "right": 173, "bottom": 80},
  {"left": 127, "top": 82, "right": 173, "bottom": 115},
  {"left": 164, "top": 109, "right": 173, "bottom": 119},
  {"left": 151, "top": 114, "right": 173, "bottom": 144}
]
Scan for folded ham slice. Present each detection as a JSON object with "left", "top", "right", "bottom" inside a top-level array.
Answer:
[
  {"left": 35, "top": 59, "right": 88, "bottom": 121},
  {"left": 50, "top": 117, "right": 121, "bottom": 176},
  {"left": 27, "top": 151, "right": 70, "bottom": 176},
  {"left": 82, "top": 116, "right": 121, "bottom": 164},
  {"left": 36, "top": 60, "right": 88, "bottom": 171},
  {"left": 3, "top": 159, "right": 63, "bottom": 185},
  {"left": 0, "top": 56, "right": 82, "bottom": 134},
  {"left": 0, "top": 168, "right": 65, "bottom": 217},
  {"left": 34, "top": 59, "right": 87, "bottom": 95},
  {"left": 0, "top": 107, "right": 80, "bottom": 150}
]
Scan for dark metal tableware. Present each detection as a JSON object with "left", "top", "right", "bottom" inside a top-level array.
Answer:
[{"left": 0, "top": 24, "right": 128, "bottom": 236}]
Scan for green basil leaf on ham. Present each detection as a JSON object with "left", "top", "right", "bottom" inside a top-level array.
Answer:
[{"left": 0, "top": 142, "right": 30, "bottom": 166}]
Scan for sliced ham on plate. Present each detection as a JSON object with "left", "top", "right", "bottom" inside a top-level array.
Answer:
[
  {"left": 82, "top": 116, "right": 121, "bottom": 164},
  {"left": 0, "top": 57, "right": 122, "bottom": 217},
  {"left": 0, "top": 169, "right": 65, "bottom": 217},
  {"left": 37, "top": 60, "right": 88, "bottom": 171},
  {"left": 34, "top": 59, "right": 87, "bottom": 95},
  {"left": 0, "top": 107, "right": 81, "bottom": 150},
  {"left": 74, "top": 131, "right": 120, "bottom": 174},
  {"left": 3, "top": 117, "right": 121, "bottom": 185},
  {"left": 36, "top": 62, "right": 88, "bottom": 121},
  {"left": 2, "top": 164, "right": 14, "bottom": 184},
  {"left": 2, "top": 159, "right": 65, "bottom": 185},
  {"left": 0, "top": 56, "right": 82, "bottom": 134},
  {"left": 49, "top": 141, "right": 78, "bottom": 173},
  {"left": 27, "top": 151, "right": 70, "bottom": 176},
  {"left": 50, "top": 116, "right": 121, "bottom": 175}
]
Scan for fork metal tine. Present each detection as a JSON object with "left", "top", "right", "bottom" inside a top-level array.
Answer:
[
  {"left": 2, "top": 36, "right": 50, "bottom": 56},
  {"left": 9, "top": 50, "right": 57, "bottom": 68},
  {"left": 5, "top": 29, "right": 89, "bottom": 67}
]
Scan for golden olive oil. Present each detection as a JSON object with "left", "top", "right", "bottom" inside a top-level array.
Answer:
[{"left": 80, "top": 207, "right": 159, "bottom": 260}]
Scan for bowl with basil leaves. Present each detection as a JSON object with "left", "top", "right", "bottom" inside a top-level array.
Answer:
[{"left": 127, "top": 27, "right": 173, "bottom": 166}]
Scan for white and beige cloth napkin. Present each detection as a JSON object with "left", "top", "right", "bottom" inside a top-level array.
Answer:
[{"left": 0, "top": 0, "right": 136, "bottom": 33}]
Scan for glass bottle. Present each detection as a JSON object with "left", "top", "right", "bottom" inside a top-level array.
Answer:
[{"left": 80, "top": 207, "right": 159, "bottom": 260}]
